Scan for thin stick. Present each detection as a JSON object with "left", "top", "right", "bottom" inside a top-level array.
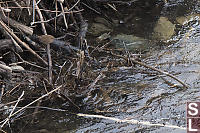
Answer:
[
  {"left": 133, "top": 59, "right": 188, "bottom": 88},
  {"left": 0, "top": 63, "right": 12, "bottom": 72},
  {"left": 88, "top": 73, "right": 104, "bottom": 89},
  {"left": 1, "top": 98, "right": 25, "bottom": 107},
  {"left": 5, "top": 85, "right": 63, "bottom": 119},
  {"left": 0, "top": 129, "right": 6, "bottom": 133},
  {"left": 3, "top": 84, "right": 20, "bottom": 96},
  {"left": 77, "top": 113, "right": 186, "bottom": 130},
  {"left": 32, "top": 0, "right": 35, "bottom": 24},
  {"left": 59, "top": 1, "right": 68, "bottom": 30},
  {"left": 15, "top": 52, "right": 47, "bottom": 70},
  {"left": 0, "top": 20, "right": 48, "bottom": 65},
  {"left": 1, "top": 91, "right": 24, "bottom": 128},
  {"left": 55, "top": 0, "right": 58, "bottom": 32},
  {"left": 81, "top": 2, "right": 101, "bottom": 14},
  {"left": 0, "top": 15, "right": 23, "bottom": 52},
  {"left": 30, "top": 10, "right": 83, "bottom": 25},
  {"left": 26, "top": 0, "right": 31, "bottom": 15},
  {"left": 33, "top": 0, "right": 47, "bottom": 35},
  {"left": 33, "top": 0, "right": 52, "bottom": 85},
  {"left": 68, "top": 0, "right": 80, "bottom": 11},
  {"left": 10, "top": 36, "right": 23, "bottom": 52},
  {"left": 112, "top": 53, "right": 188, "bottom": 88},
  {"left": 0, "top": 85, "right": 4, "bottom": 102},
  {"left": 11, "top": 0, "right": 22, "bottom": 10},
  {"left": 47, "top": 43, "right": 53, "bottom": 85}
]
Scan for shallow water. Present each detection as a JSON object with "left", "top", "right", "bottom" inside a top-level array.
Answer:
[{"left": 69, "top": 1, "right": 200, "bottom": 132}]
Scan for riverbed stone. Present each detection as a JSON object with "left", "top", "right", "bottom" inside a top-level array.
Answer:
[
  {"left": 176, "top": 14, "right": 200, "bottom": 25},
  {"left": 88, "top": 23, "right": 113, "bottom": 36},
  {"left": 111, "top": 34, "right": 149, "bottom": 51},
  {"left": 94, "top": 17, "right": 112, "bottom": 28},
  {"left": 152, "top": 17, "right": 175, "bottom": 41}
]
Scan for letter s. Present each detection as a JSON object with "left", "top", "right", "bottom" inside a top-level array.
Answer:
[{"left": 188, "top": 103, "right": 198, "bottom": 116}]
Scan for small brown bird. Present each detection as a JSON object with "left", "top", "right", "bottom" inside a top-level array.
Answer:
[
  {"left": 38, "top": 35, "right": 55, "bottom": 45},
  {"left": 36, "top": 35, "right": 80, "bottom": 54}
]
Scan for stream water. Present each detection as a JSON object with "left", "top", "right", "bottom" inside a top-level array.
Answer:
[{"left": 10, "top": 0, "right": 200, "bottom": 133}]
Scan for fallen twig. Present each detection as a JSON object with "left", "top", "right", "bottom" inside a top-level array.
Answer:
[
  {"left": 14, "top": 52, "right": 47, "bottom": 70},
  {"left": 112, "top": 53, "right": 188, "bottom": 88},
  {"left": 88, "top": 73, "right": 105, "bottom": 89},
  {"left": 0, "top": 63, "right": 12, "bottom": 73},
  {"left": 77, "top": 113, "right": 186, "bottom": 130},
  {"left": 33, "top": 0, "right": 47, "bottom": 35},
  {"left": 0, "top": 91, "right": 24, "bottom": 128},
  {"left": 0, "top": 31, "right": 23, "bottom": 52},
  {"left": 0, "top": 20, "right": 48, "bottom": 65},
  {"left": 10, "top": 36, "right": 23, "bottom": 53},
  {"left": 0, "top": 85, "right": 63, "bottom": 129},
  {"left": 0, "top": 85, "right": 4, "bottom": 102},
  {"left": 58, "top": 0, "right": 68, "bottom": 30}
]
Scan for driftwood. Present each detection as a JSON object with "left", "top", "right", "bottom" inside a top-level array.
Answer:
[
  {"left": 0, "top": 26, "right": 23, "bottom": 53},
  {"left": 0, "top": 20, "right": 48, "bottom": 65}
]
